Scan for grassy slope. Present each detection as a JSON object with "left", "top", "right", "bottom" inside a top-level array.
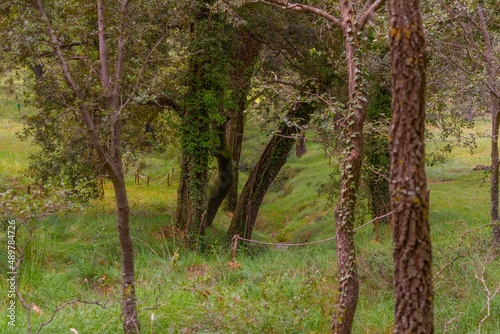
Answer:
[{"left": 0, "top": 86, "right": 499, "bottom": 333}]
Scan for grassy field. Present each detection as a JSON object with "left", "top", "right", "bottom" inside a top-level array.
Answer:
[{"left": 0, "top": 82, "right": 499, "bottom": 333}]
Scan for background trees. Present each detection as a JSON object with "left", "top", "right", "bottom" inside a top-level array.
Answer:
[{"left": 437, "top": 0, "right": 500, "bottom": 247}]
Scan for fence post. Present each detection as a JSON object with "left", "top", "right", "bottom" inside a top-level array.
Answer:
[{"left": 231, "top": 235, "right": 240, "bottom": 264}]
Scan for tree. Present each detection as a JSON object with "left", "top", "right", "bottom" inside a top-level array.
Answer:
[
  {"left": 227, "top": 89, "right": 317, "bottom": 238},
  {"left": 245, "top": 1, "right": 386, "bottom": 331},
  {"left": 174, "top": 0, "right": 233, "bottom": 244},
  {"left": 33, "top": 1, "right": 141, "bottom": 330},
  {"left": 2, "top": 0, "right": 182, "bottom": 331},
  {"left": 388, "top": 0, "right": 434, "bottom": 332},
  {"left": 206, "top": 25, "right": 262, "bottom": 226}
]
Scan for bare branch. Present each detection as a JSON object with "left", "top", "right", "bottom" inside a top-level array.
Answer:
[
  {"left": 36, "top": 299, "right": 107, "bottom": 334},
  {"left": 114, "top": 0, "right": 130, "bottom": 89},
  {"left": 355, "top": 0, "right": 386, "bottom": 31},
  {"left": 475, "top": 252, "right": 500, "bottom": 334},
  {"left": 34, "top": 0, "right": 117, "bottom": 179},
  {"left": 97, "top": 0, "right": 112, "bottom": 96},
  {"left": 248, "top": 0, "right": 344, "bottom": 30}
]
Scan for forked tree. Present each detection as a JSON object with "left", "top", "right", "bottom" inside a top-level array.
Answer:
[
  {"left": 388, "top": 0, "right": 434, "bottom": 332},
  {"left": 30, "top": 0, "right": 147, "bottom": 331}
]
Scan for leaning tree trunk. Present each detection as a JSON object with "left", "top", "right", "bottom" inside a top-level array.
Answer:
[
  {"left": 227, "top": 100, "right": 316, "bottom": 239},
  {"left": 389, "top": 0, "right": 434, "bottom": 332},
  {"left": 206, "top": 125, "right": 234, "bottom": 227}
]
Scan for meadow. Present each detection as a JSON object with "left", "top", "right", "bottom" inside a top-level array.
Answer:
[{"left": 0, "top": 81, "right": 499, "bottom": 333}]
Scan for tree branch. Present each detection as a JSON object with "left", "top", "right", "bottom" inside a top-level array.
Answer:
[
  {"left": 97, "top": 0, "right": 112, "bottom": 96},
  {"left": 34, "top": 0, "right": 117, "bottom": 179},
  {"left": 355, "top": 0, "right": 386, "bottom": 31},
  {"left": 248, "top": 0, "right": 344, "bottom": 30}
]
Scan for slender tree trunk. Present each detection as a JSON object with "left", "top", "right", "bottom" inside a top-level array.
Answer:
[
  {"left": 481, "top": 17, "right": 500, "bottom": 246},
  {"left": 295, "top": 133, "right": 307, "bottom": 157},
  {"left": 35, "top": 1, "right": 141, "bottom": 331},
  {"left": 330, "top": 34, "right": 367, "bottom": 334},
  {"left": 226, "top": 33, "right": 262, "bottom": 212},
  {"left": 226, "top": 109, "right": 245, "bottom": 212},
  {"left": 110, "top": 173, "right": 139, "bottom": 333},
  {"left": 490, "top": 91, "right": 500, "bottom": 247},
  {"left": 227, "top": 100, "right": 316, "bottom": 239},
  {"left": 389, "top": 0, "right": 434, "bottom": 332},
  {"left": 206, "top": 126, "right": 234, "bottom": 227}
]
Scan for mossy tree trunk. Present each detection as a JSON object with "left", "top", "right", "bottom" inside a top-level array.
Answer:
[
  {"left": 175, "top": 0, "right": 230, "bottom": 244},
  {"left": 389, "top": 0, "right": 434, "bottom": 332},
  {"left": 227, "top": 100, "right": 316, "bottom": 239}
]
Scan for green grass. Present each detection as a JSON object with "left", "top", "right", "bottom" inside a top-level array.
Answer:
[
  {"left": 0, "top": 90, "right": 499, "bottom": 333},
  {"left": 0, "top": 81, "right": 38, "bottom": 186}
]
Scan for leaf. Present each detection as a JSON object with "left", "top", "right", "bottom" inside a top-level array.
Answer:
[
  {"left": 31, "top": 303, "right": 43, "bottom": 315},
  {"left": 228, "top": 260, "right": 242, "bottom": 269}
]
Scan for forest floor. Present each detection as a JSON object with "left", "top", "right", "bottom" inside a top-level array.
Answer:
[{"left": 0, "top": 81, "right": 499, "bottom": 333}]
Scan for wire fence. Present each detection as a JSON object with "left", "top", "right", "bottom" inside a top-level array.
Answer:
[{"left": 230, "top": 211, "right": 393, "bottom": 263}]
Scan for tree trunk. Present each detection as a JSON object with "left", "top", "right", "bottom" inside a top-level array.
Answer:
[
  {"left": 175, "top": 123, "right": 210, "bottom": 243},
  {"left": 226, "top": 110, "right": 245, "bottom": 212},
  {"left": 206, "top": 126, "right": 234, "bottom": 227},
  {"left": 174, "top": 5, "right": 216, "bottom": 243},
  {"left": 389, "top": 0, "right": 434, "bottom": 332},
  {"left": 110, "top": 173, "right": 139, "bottom": 333},
  {"left": 227, "top": 100, "right": 316, "bottom": 239},
  {"left": 490, "top": 92, "right": 500, "bottom": 247},
  {"left": 226, "top": 32, "right": 262, "bottom": 212},
  {"left": 295, "top": 133, "right": 307, "bottom": 157},
  {"left": 330, "top": 34, "right": 366, "bottom": 334},
  {"left": 481, "top": 13, "right": 500, "bottom": 247}
]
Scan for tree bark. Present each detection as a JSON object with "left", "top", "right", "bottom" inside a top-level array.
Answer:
[
  {"left": 226, "top": 110, "right": 245, "bottom": 212},
  {"left": 206, "top": 125, "right": 234, "bottom": 227},
  {"left": 110, "top": 173, "right": 139, "bottom": 333},
  {"left": 389, "top": 0, "right": 434, "bottom": 332},
  {"left": 295, "top": 133, "right": 307, "bottom": 157},
  {"left": 330, "top": 26, "right": 367, "bottom": 334},
  {"left": 477, "top": 6, "right": 500, "bottom": 247},
  {"left": 174, "top": 1, "right": 216, "bottom": 243},
  {"left": 226, "top": 32, "right": 262, "bottom": 212},
  {"left": 490, "top": 88, "right": 500, "bottom": 247},
  {"left": 227, "top": 99, "right": 316, "bottom": 239}
]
